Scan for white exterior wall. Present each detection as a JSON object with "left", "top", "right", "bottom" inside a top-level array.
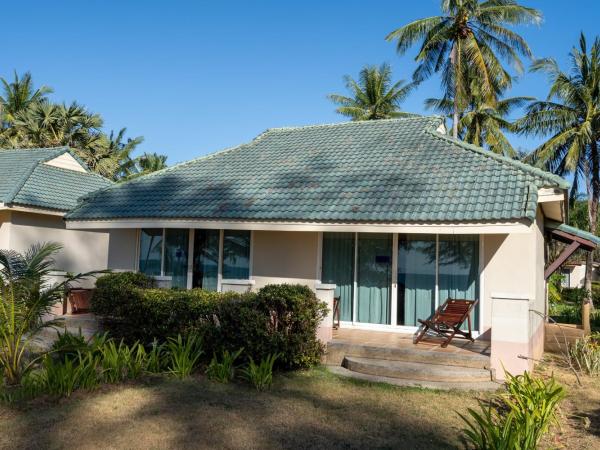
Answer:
[
  {"left": 106, "top": 228, "right": 138, "bottom": 271},
  {"left": 0, "top": 210, "right": 11, "bottom": 250}
]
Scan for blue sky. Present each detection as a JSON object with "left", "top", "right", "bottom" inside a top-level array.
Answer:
[{"left": 3, "top": 0, "right": 599, "bottom": 164}]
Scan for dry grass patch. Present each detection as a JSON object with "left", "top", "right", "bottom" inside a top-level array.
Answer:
[{"left": 0, "top": 367, "right": 489, "bottom": 450}]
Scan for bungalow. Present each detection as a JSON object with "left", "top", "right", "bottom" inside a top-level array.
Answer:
[
  {"left": 64, "top": 116, "right": 599, "bottom": 380},
  {"left": 0, "top": 147, "right": 116, "bottom": 282}
]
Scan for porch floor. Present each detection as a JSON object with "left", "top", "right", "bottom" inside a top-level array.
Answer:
[{"left": 332, "top": 328, "right": 491, "bottom": 357}]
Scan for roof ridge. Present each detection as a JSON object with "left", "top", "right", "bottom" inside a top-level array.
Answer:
[
  {"left": 4, "top": 147, "right": 68, "bottom": 204},
  {"left": 0, "top": 146, "right": 70, "bottom": 153},
  {"left": 263, "top": 115, "right": 441, "bottom": 134},
  {"left": 425, "top": 128, "right": 569, "bottom": 189}
]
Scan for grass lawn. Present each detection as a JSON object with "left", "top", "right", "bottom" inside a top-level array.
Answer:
[{"left": 0, "top": 361, "right": 598, "bottom": 450}]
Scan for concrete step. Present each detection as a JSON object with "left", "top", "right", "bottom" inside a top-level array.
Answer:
[
  {"left": 327, "top": 365, "right": 502, "bottom": 392},
  {"left": 342, "top": 356, "right": 493, "bottom": 383},
  {"left": 327, "top": 342, "right": 490, "bottom": 369}
]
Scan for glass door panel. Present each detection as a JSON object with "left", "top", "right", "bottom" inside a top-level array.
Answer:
[
  {"left": 356, "top": 233, "right": 392, "bottom": 324},
  {"left": 321, "top": 232, "right": 355, "bottom": 321},
  {"left": 438, "top": 235, "right": 479, "bottom": 330},
  {"left": 192, "top": 229, "right": 220, "bottom": 290},
  {"left": 397, "top": 234, "right": 436, "bottom": 326},
  {"left": 164, "top": 229, "right": 189, "bottom": 289}
]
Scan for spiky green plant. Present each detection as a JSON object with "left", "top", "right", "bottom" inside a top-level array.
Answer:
[
  {"left": 241, "top": 353, "right": 279, "bottom": 391},
  {"left": 206, "top": 348, "right": 243, "bottom": 383},
  {"left": 387, "top": 0, "right": 541, "bottom": 137},
  {"left": 166, "top": 334, "right": 203, "bottom": 379},
  {"left": 0, "top": 243, "right": 97, "bottom": 385}
]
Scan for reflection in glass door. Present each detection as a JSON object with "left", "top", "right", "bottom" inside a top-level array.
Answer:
[
  {"left": 397, "top": 234, "right": 436, "bottom": 326},
  {"left": 356, "top": 233, "right": 392, "bottom": 325}
]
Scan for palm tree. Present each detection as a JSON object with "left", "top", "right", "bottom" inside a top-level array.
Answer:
[
  {"left": 328, "top": 63, "right": 416, "bottom": 120},
  {"left": 136, "top": 152, "right": 168, "bottom": 173},
  {"left": 426, "top": 88, "right": 533, "bottom": 157},
  {"left": 102, "top": 128, "right": 144, "bottom": 179},
  {"left": 0, "top": 71, "right": 52, "bottom": 126},
  {"left": 516, "top": 33, "right": 600, "bottom": 318},
  {"left": 386, "top": 0, "right": 541, "bottom": 137}
]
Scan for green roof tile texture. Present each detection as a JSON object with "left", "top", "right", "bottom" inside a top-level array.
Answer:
[
  {"left": 0, "top": 147, "right": 112, "bottom": 211},
  {"left": 66, "top": 117, "right": 568, "bottom": 223}
]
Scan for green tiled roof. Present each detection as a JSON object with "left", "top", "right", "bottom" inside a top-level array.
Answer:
[
  {"left": 0, "top": 147, "right": 113, "bottom": 212},
  {"left": 545, "top": 220, "right": 600, "bottom": 246},
  {"left": 66, "top": 116, "right": 568, "bottom": 223}
]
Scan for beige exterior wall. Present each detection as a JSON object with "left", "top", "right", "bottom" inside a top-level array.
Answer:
[
  {"left": 251, "top": 230, "right": 319, "bottom": 291},
  {"left": 106, "top": 228, "right": 138, "bottom": 271},
  {"left": 483, "top": 207, "right": 546, "bottom": 376},
  {"left": 7, "top": 211, "right": 110, "bottom": 275},
  {"left": 0, "top": 210, "right": 11, "bottom": 250}
]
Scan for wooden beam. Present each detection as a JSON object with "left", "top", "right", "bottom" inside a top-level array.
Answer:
[
  {"left": 545, "top": 241, "right": 581, "bottom": 280},
  {"left": 550, "top": 229, "right": 596, "bottom": 251}
]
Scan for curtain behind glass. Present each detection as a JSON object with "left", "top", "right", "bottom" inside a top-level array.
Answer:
[
  {"left": 357, "top": 233, "right": 392, "bottom": 325},
  {"left": 438, "top": 235, "right": 479, "bottom": 330},
  {"left": 164, "top": 229, "right": 189, "bottom": 289},
  {"left": 139, "top": 229, "right": 162, "bottom": 276},
  {"left": 192, "top": 229, "right": 219, "bottom": 290},
  {"left": 321, "top": 232, "right": 354, "bottom": 321},
  {"left": 397, "top": 234, "right": 436, "bottom": 326},
  {"left": 222, "top": 230, "right": 250, "bottom": 279}
]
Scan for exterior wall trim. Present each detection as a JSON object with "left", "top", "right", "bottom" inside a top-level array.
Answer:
[{"left": 66, "top": 219, "right": 532, "bottom": 234}]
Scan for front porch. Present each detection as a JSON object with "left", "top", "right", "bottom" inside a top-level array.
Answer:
[{"left": 325, "top": 328, "right": 499, "bottom": 390}]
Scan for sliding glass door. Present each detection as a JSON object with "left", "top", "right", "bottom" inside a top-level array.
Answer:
[
  {"left": 192, "top": 229, "right": 220, "bottom": 290},
  {"left": 322, "top": 233, "right": 354, "bottom": 321},
  {"left": 320, "top": 232, "right": 479, "bottom": 330},
  {"left": 397, "top": 234, "right": 436, "bottom": 326},
  {"left": 357, "top": 233, "right": 392, "bottom": 324}
]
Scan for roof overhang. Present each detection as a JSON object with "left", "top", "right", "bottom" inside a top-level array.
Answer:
[
  {"left": 537, "top": 187, "right": 567, "bottom": 222},
  {"left": 0, "top": 203, "right": 65, "bottom": 217},
  {"left": 66, "top": 218, "right": 534, "bottom": 234}
]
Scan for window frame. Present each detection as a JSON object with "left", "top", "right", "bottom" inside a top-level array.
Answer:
[{"left": 137, "top": 228, "right": 253, "bottom": 291}]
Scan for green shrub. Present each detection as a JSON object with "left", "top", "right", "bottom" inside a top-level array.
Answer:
[
  {"left": 91, "top": 271, "right": 155, "bottom": 318},
  {"left": 93, "top": 276, "right": 328, "bottom": 370},
  {"left": 206, "top": 349, "right": 243, "bottom": 383},
  {"left": 166, "top": 334, "right": 203, "bottom": 379},
  {"left": 241, "top": 353, "right": 279, "bottom": 391},
  {"left": 560, "top": 287, "right": 589, "bottom": 305},
  {"left": 460, "top": 371, "right": 565, "bottom": 449},
  {"left": 570, "top": 334, "right": 600, "bottom": 376}
]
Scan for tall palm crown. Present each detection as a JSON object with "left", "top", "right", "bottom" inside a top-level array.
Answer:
[
  {"left": 137, "top": 152, "right": 168, "bottom": 173},
  {"left": 517, "top": 34, "right": 600, "bottom": 206},
  {"left": 426, "top": 87, "right": 532, "bottom": 157},
  {"left": 386, "top": 0, "right": 541, "bottom": 137},
  {"left": 328, "top": 63, "right": 415, "bottom": 121},
  {"left": 517, "top": 33, "right": 600, "bottom": 313},
  {"left": 0, "top": 71, "right": 52, "bottom": 125}
]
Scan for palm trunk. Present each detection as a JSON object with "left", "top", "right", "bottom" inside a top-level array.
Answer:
[
  {"left": 583, "top": 142, "right": 600, "bottom": 332},
  {"left": 451, "top": 41, "right": 459, "bottom": 138}
]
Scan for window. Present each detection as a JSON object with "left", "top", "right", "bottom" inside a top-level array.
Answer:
[
  {"left": 222, "top": 230, "right": 251, "bottom": 279},
  {"left": 139, "top": 229, "right": 163, "bottom": 276},
  {"left": 192, "top": 229, "right": 220, "bottom": 290}
]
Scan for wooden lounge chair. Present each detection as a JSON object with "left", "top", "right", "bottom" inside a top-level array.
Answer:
[
  {"left": 332, "top": 296, "right": 341, "bottom": 330},
  {"left": 414, "top": 299, "right": 478, "bottom": 348}
]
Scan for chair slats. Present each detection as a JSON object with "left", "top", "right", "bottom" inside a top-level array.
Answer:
[{"left": 414, "top": 298, "right": 478, "bottom": 348}]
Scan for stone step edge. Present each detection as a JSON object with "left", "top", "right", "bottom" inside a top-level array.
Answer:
[
  {"left": 328, "top": 342, "right": 490, "bottom": 368},
  {"left": 342, "top": 356, "right": 493, "bottom": 382},
  {"left": 327, "top": 365, "right": 503, "bottom": 392}
]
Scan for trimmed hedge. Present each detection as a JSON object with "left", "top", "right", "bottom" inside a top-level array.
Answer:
[{"left": 91, "top": 273, "right": 328, "bottom": 369}]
